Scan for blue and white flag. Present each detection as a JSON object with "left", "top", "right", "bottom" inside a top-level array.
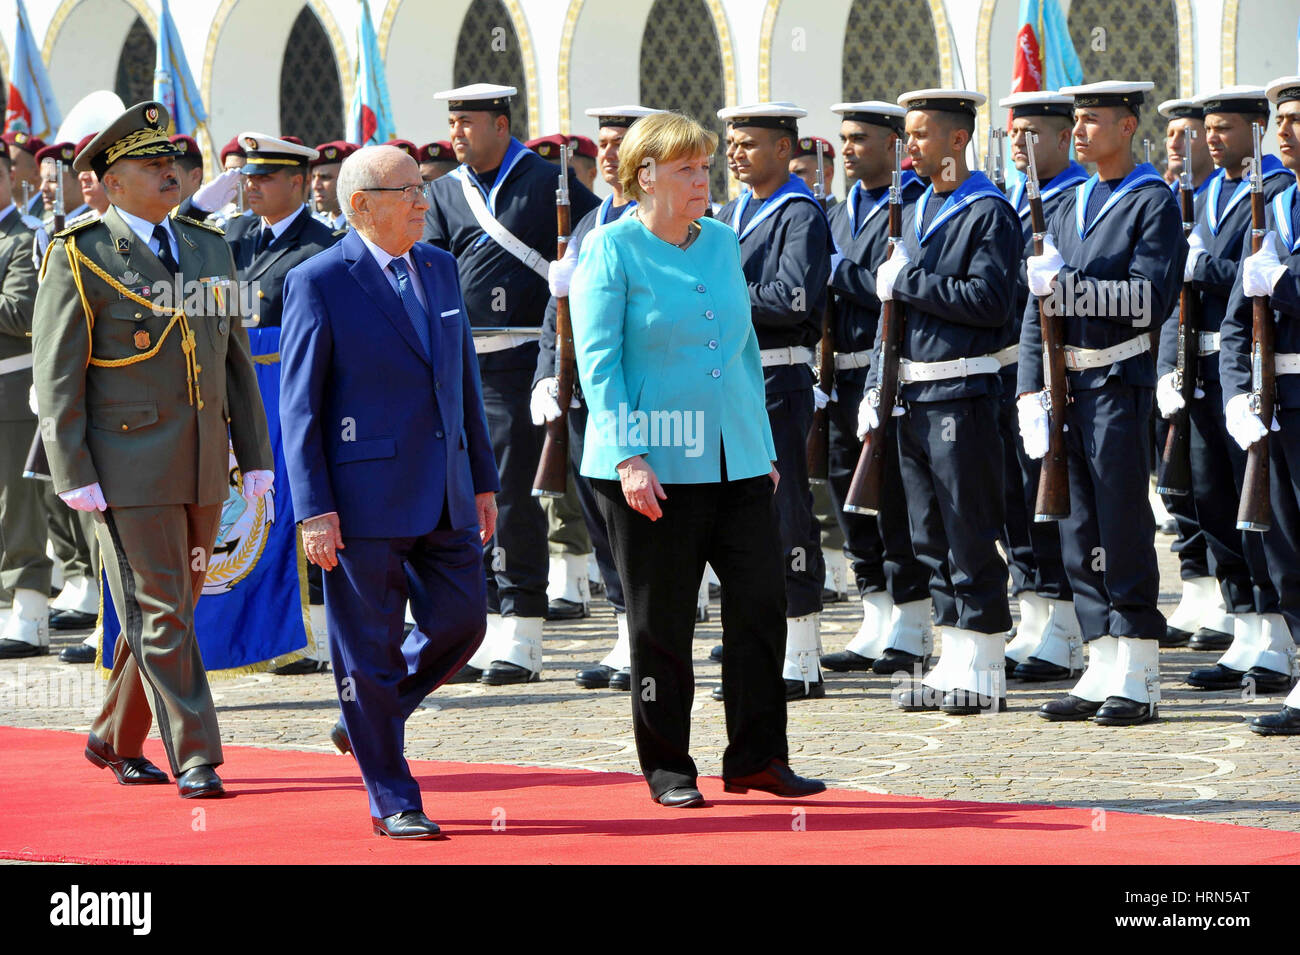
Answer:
[
  {"left": 153, "top": 0, "right": 207, "bottom": 137},
  {"left": 4, "top": 0, "right": 60, "bottom": 139},
  {"left": 347, "top": 0, "right": 396, "bottom": 145}
]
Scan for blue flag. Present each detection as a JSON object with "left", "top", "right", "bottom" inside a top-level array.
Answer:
[
  {"left": 4, "top": 0, "right": 60, "bottom": 139},
  {"left": 153, "top": 0, "right": 207, "bottom": 137},
  {"left": 347, "top": 0, "right": 396, "bottom": 145}
]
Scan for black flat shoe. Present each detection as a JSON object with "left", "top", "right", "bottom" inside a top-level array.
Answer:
[
  {"left": 49, "top": 609, "right": 98, "bottom": 631},
  {"left": 1013, "top": 657, "right": 1074, "bottom": 682},
  {"left": 1186, "top": 663, "right": 1245, "bottom": 690},
  {"left": 446, "top": 664, "right": 482, "bottom": 684},
  {"left": 709, "top": 644, "right": 723, "bottom": 663},
  {"left": 820, "top": 650, "right": 874, "bottom": 672},
  {"left": 575, "top": 664, "right": 614, "bottom": 689},
  {"left": 177, "top": 765, "right": 225, "bottom": 798},
  {"left": 1091, "top": 696, "right": 1158, "bottom": 726},
  {"left": 1250, "top": 705, "right": 1300, "bottom": 735},
  {"left": 1160, "top": 626, "right": 1192, "bottom": 648},
  {"left": 480, "top": 661, "right": 540, "bottom": 685},
  {"left": 894, "top": 683, "right": 942, "bottom": 711},
  {"left": 329, "top": 720, "right": 352, "bottom": 755},
  {"left": 1188, "top": 628, "right": 1232, "bottom": 652},
  {"left": 609, "top": 668, "right": 631, "bottom": 691},
  {"left": 85, "top": 733, "right": 169, "bottom": 785},
  {"left": 785, "top": 679, "right": 826, "bottom": 701},
  {"left": 1038, "top": 694, "right": 1103, "bottom": 721},
  {"left": 272, "top": 657, "right": 329, "bottom": 675},
  {"left": 372, "top": 809, "right": 444, "bottom": 839},
  {"left": 711, "top": 685, "right": 724, "bottom": 701},
  {"left": 654, "top": 786, "right": 706, "bottom": 808},
  {"left": 941, "top": 689, "right": 1006, "bottom": 714},
  {"left": 1244, "top": 667, "right": 1296, "bottom": 694},
  {"left": 59, "top": 643, "right": 97, "bottom": 664},
  {"left": 872, "top": 647, "right": 926, "bottom": 676},
  {"left": 724, "top": 758, "right": 825, "bottom": 797},
  {"left": 0, "top": 638, "right": 46, "bottom": 659},
  {"left": 546, "top": 598, "right": 589, "bottom": 621}
]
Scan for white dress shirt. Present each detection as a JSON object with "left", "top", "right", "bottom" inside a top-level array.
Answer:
[
  {"left": 114, "top": 205, "right": 178, "bottom": 266},
  {"left": 355, "top": 230, "right": 428, "bottom": 311},
  {"left": 261, "top": 203, "right": 308, "bottom": 244}
]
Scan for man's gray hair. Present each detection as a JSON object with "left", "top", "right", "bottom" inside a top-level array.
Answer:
[{"left": 336, "top": 145, "right": 397, "bottom": 222}]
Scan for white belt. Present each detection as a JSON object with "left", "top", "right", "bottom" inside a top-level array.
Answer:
[
  {"left": 993, "top": 344, "right": 1019, "bottom": 367},
  {"left": 760, "top": 345, "right": 815, "bottom": 368},
  {"left": 474, "top": 334, "right": 534, "bottom": 354},
  {"left": 1275, "top": 353, "right": 1300, "bottom": 375},
  {"left": 0, "top": 353, "right": 33, "bottom": 376},
  {"left": 834, "top": 349, "right": 872, "bottom": 371},
  {"left": 1062, "top": 334, "right": 1150, "bottom": 372},
  {"left": 1198, "top": 331, "right": 1220, "bottom": 356},
  {"left": 897, "top": 353, "right": 1002, "bottom": 383}
]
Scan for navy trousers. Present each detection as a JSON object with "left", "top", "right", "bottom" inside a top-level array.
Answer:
[
  {"left": 1155, "top": 414, "right": 1210, "bottom": 580},
  {"left": 1256, "top": 407, "right": 1300, "bottom": 637},
  {"left": 567, "top": 400, "right": 625, "bottom": 612},
  {"left": 766, "top": 365, "right": 824, "bottom": 618}
]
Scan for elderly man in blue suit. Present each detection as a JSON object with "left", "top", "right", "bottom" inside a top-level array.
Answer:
[{"left": 280, "top": 144, "right": 500, "bottom": 840}]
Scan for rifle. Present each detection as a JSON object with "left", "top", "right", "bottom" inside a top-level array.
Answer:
[
  {"left": 532, "top": 145, "right": 574, "bottom": 498},
  {"left": 806, "top": 138, "right": 834, "bottom": 483},
  {"left": 21, "top": 181, "right": 30, "bottom": 217},
  {"left": 53, "top": 159, "right": 65, "bottom": 233},
  {"left": 22, "top": 171, "right": 63, "bottom": 483},
  {"left": 1026, "top": 133, "right": 1069, "bottom": 521},
  {"left": 1238, "top": 122, "right": 1273, "bottom": 532},
  {"left": 1144, "top": 139, "right": 1152, "bottom": 167},
  {"left": 844, "top": 140, "right": 904, "bottom": 515},
  {"left": 989, "top": 127, "right": 1006, "bottom": 193},
  {"left": 1156, "top": 126, "right": 1199, "bottom": 496}
]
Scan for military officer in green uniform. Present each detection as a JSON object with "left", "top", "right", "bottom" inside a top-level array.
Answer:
[{"left": 32, "top": 102, "right": 274, "bottom": 798}]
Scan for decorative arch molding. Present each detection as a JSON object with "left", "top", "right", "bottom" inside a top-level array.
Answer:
[
  {"left": 501, "top": 0, "right": 541, "bottom": 138},
  {"left": 703, "top": 0, "right": 739, "bottom": 109},
  {"left": 557, "top": 0, "right": 585, "bottom": 134},
  {"left": 1222, "top": 0, "right": 1238, "bottom": 84},
  {"left": 757, "top": 0, "right": 780, "bottom": 101},
  {"left": 1173, "top": 0, "right": 1194, "bottom": 97},
  {"left": 975, "top": 0, "right": 998, "bottom": 139},
  {"left": 42, "top": 0, "right": 157, "bottom": 64}
]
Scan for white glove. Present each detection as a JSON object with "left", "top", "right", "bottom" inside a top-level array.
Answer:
[
  {"left": 548, "top": 246, "right": 579, "bottom": 298},
  {"left": 1017, "top": 392, "right": 1050, "bottom": 460},
  {"left": 1184, "top": 230, "right": 1206, "bottom": 282},
  {"left": 855, "top": 386, "right": 902, "bottom": 439},
  {"left": 27, "top": 383, "right": 37, "bottom": 416},
  {"left": 60, "top": 483, "right": 106, "bottom": 512},
  {"left": 242, "top": 470, "right": 274, "bottom": 502},
  {"left": 1224, "top": 393, "right": 1274, "bottom": 450},
  {"left": 875, "top": 245, "right": 911, "bottom": 302},
  {"left": 1156, "top": 371, "right": 1185, "bottom": 418},
  {"left": 1027, "top": 234, "right": 1064, "bottom": 297},
  {"left": 190, "top": 167, "right": 241, "bottom": 214},
  {"left": 1242, "top": 232, "right": 1288, "bottom": 298},
  {"left": 828, "top": 251, "right": 844, "bottom": 283},
  {"left": 813, "top": 386, "right": 830, "bottom": 411},
  {"left": 530, "top": 377, "right": 563, "bottom": 425}
]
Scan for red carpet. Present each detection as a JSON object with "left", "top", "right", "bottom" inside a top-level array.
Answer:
[{"left": 2, "top": 727, "right": 1297, "bottom": 864}]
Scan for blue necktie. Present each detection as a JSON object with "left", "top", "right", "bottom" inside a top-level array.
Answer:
[{"left": 388, "top": 257, "right": 432, "bottom": 359}]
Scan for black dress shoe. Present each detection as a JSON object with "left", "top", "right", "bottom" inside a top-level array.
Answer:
[
  {"left": 709, "top": 644, "right": 723, "bottom": 663},
  {"left": 821, "top": 587, "right": 844, "bottom": 604},
  {"left": 272, "top": 657, "right": 329, "bottom": 675},
  {"left": 608, "top": 668, "right": 631, "bottom": 691},
  {"left": 1160, "top": 626, "right": 1192, "bottom": 648},
  {"left": 177, "top": 765, "right": 225, "bottom": 799},
  {"left": 724, "top": 758, "right": 826, "bottom": 797},
  {"left": 1250, "top": 705, "right": 1300, "bottom": 735},
  {"left": 1244, "top": 667, "right": 1295, "bottom": 694},
  {"left": 697, "top": 604, "right": 710, "bottom": 623},
  {"left": 872, "top": 647, "right": 926, "bottom": 676},
  {"left": 941, "top": 689, "right": 1006, "bottom": 715},
  {"left": 0, "top": 638, "right": 46, "bottom": 659},
  {"left": 1092, "top": 696, "right": 1158, "bottom": 725},
  {"left": 1038, "top": 694, "right": 1103, "bottom": 721},
  {"left": 546, "top": 598, "right": 589, "bottom": 621},
  {"left": 85, "top": 733, "right": 169, "bottom": 785},
  {"left": 1188, "top": 627, "right": 1232, "bottom": 652},
  {"left": 820, "top": 649, "right": 874, "bottom": 672},
  {"left": 329, "top": 720, "right": 352, "bottom": 755},
  {"left": 575, "top": 664, "right": 614, "bottom": 689},
  {"left": 1013, "top": 657, "right": 1074, "bottom": 682},
  {"left": 446, "top": 664, "right": 482, "bottom": 684},
  {"left": 372, "top": 809, "right": 444, "bottom": 839},
  {"left": 59, "top": 643, "right": 97, "bottom": 664},
  {"left": 654, "top": 786, "right": 706, "bottom": 808},
  {"left": 480, "top": 661, "right": 539, "bottom": 685},
  {"left": 49, "top": 609, "right": 98, "bottom": 631},
  {"left": 708, "top": 583, "right": 721, "bottom": 599},
  {"left": 711, "top": 685, "right": 724, "bottom": 701},
  {"left": 1186, "top": 663, "right": 1245, "bottom": 690},
  {"left": 785, "top": 679, "right": 826, "bottom": 701},
  {"left": 894, "top": 683, "right": 942, "bottom": 711}
]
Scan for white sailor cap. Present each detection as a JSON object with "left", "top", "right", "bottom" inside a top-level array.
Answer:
[
  {"left": 717, "top": 102, "right": 807, "bottom": 133},
  {"left": 1265, "top": 76, "right": 1300, "bottom": 106},
  {"left": 434, "top": 83, "right": 517, "bottom": 111},
  {"left": 898, "top": 88, "right": 986, "bottom": 116},
  {"left": 998, "top": 91, "right": 1074, "bottom": 119},
  {"left": 1196, "top": 86, "right": 1270, "bottom": 116},
  {"left": 583, "top": 105, "right": 665, "bottom": 129},
  {"left": 237, "top": 132, "right": 318, "bottom": 174},
  {"left": 830, "top": 101, "right": 906, "bottom": 133},
  {"left": 1060, "top": 81, "right": 1154, "bottom": 111},
  {"left": 1156, "top": 98, "right": 1203, "bottom": 120}
]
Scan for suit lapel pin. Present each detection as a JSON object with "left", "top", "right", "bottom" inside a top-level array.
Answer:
[{"left": 180, "top": 231, "right": 196, "bottom": 249}]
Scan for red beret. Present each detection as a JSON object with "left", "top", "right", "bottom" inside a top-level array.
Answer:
[
  {"left": 568, "top": 135, "right": 597, "bottom": 160},
  {"left": 525, "top": 134, "right": 565, "bottom": 159},
  {"left": 384, "top": 139, "right": 417, "bottom": 157},
  {"left": 310, "top": 140, "right": 357, "bottom": 167},
  {"left": 4, "top": 131, "right": 46, "bottom": 156},
  {"left": 418, "top": 141, "right": 455, "bottom": 163},
  {"left": 169, "top": 135, "right": 202, "bottom": 160},
  {"left": 792, "top": 136, "right": 835, "bottom": 160},
  {"left": 281, "top": 135, "right": 305, "bottom": 147},
  {"left": 74, "top": 134, "right": 97, "bottom": 162},
  {"left": 219, "top": 136, "right": 245, "bottom": 163},
  {"left": 35, "top": 141, "right": 77, "bottom": 165}
]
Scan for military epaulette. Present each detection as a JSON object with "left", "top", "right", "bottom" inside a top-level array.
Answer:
[
  {"left": 173, "top": 214, "right": 225, "bottom": 235},
  {"left": 53, "top": 215, "right": 100, "bottom": 239}
]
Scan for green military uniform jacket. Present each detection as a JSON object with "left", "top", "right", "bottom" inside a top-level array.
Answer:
[
  {"left": 32, "top": 206, "right": 272, "bottom": 507},
  {"left": 0, "top": 206, "right": 39, "bottom": 422}
]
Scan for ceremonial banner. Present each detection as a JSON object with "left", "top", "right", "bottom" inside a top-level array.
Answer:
[
  {"left": 5, "top": 0, "right": 60, "bottom": 139},
  {"left": 153, "top": 0, "right": 208, "bottom": 139},
  {"left": 101, "top": 328, "right": 310, "bottom": 674},
  {"left": 346, "top": 0, "right": 396, "bottom": 145},
  {"left": 1010, "top": 0, "right": 1083, "bottom": 96}
]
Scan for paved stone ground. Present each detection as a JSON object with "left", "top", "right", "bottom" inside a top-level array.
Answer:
[{"left": 3, "top": 513, "right": 1298, "bottom": 835}]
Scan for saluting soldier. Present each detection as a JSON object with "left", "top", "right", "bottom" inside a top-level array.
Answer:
[
  {"left": 31, "top": 102, "right": 274, "bottom": 796},
  {"left": 817, "top": 101, "right": 935, "bottom": 678},
  {"left": 177, "top": 137, "right": 249, "bottom": 233},
  {"left": 422, "top": 84, "right": 599, "bottom": 685},
  {"left": 311, "top": 140, "right": 357, "bottom": 232},
  {"left": 996, "top": 92, "right": 1088, "bottom": 682},
  {"left": 1219, "top": 75, "right": 1300, "bottom": 734},
  {"left": 1018, "top": 81, "right": 1186, "bottom": 726},
  {"left": 715, "top": 102, "right": 833, "bottom": 701},
  {"left": 857, "top": 88, "right": 1020, "bottom": 715}
]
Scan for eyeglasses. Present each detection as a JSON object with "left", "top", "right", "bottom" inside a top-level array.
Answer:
[{"left": 360, "top": 182, "right": 434, "bottom": 203}]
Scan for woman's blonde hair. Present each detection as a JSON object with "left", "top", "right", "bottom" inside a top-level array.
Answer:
[{"left": 617, "top": 111, "right": 718, "bottom": 201}]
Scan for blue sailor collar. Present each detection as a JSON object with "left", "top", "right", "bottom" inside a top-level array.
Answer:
[
  {"left": 1010, "top": 161, "right": 1088, "bottom": 219},
  {"left": 729, "top": 173, "right": 823, "bottom": 242},
  {"left": 450, "top": 136, "right": 531, "bottom": 217},
  {"left": 847, "top": 169, "right": 919, "bottom": 238},
  {"left": 1275, "top": 183, "right": 1300, "bottom": 253},
  {"left": 1074, "top": 162, "right": 1167, "bottom": 239},
  {"left": 1206, "top": 154, "right": 1291, "bottom": 235},
  {"left": 597, "top": 193, "right": 636, "bottom": 228},
  {"left": 913, "top": 170, "right": 1012, "bottom": 245}
]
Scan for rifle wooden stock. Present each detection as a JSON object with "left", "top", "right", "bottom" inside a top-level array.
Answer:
[
  {"left": 532, "top": 191, "right": 573, "bottom": 498},
  {"left": 1238, "top": 194, "right": 1274, "bottom": 531},
  {"left": 1156, "top": 183, "right": 1198, "bottom": 497},
  {"left": 806, "top": 302, "right": 834, "bottom": 482},
  {"left": 1030, "top": 189, "right": 1069, "bottom": 521}
]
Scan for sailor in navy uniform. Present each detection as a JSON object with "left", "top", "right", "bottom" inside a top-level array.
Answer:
[
  {"left": 1153, "top": 96, "right": 1235, "bottom": 650},
  {"left": 1156, "top": 87, "right": 1298, "bottom": 693},
  {"left": 532, "top": 105, "right": 663, "bottom": 691},
  {"left": 996, "top": 92, "right": 1089, "bottom": 683},
  {"left": 816, "top": 101, "right": 935, "bottom": 678},
  {"left": 715, "top": 102, "right": 833, "bottom": 701},
  {"left": 1220, "top": 76, "right": 1300, "bottom": 734},
  {"left": 1018, "top": 80, "right": 1186, "bottom": 726},
  {"left": 857, "top": 88, "right": 1020, "bottom": 715},
  {"left": 423, "top": 84, "right": 599, "bottom": 685}
]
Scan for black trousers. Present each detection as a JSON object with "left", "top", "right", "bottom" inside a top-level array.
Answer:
[
  {"left": 1257, "top": 407, "right": 1300, "bottom": 637},
  {"left": 593, "top": 473, "right": 788, "bottom": 797},
  {"left": 826, "top": 366, "right": 930, "bottom": 603},
  {"left": 1155, "top": 415, "right": 1210, "bottom": 580}
]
